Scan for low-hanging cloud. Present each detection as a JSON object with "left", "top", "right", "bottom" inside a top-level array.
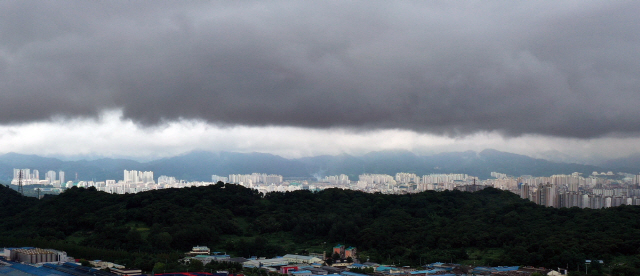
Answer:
[{"left": 1, "top": 1, "right": 640, "bottom": 138}]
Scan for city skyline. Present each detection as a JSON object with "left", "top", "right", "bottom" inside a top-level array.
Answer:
[{"left": 9, "top": 166, "right": 640, "bottom": 210}]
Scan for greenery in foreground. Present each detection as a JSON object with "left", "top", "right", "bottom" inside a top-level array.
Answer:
[{"left": 1, "top": 183, "right": 640, "bottom": 275}]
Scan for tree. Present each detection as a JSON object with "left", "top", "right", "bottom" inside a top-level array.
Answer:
[
  {"left": 332, "top": 252, "right": 341, "bottom": 260},
  {"left": 590, "top": 260, "right": 604, "bottom": 275},
  {"left": 125, "top": 230, "right": 145, "bottom": 250},
  {"left": 610, "top": 264, "right": 639, "bottom": 276},
  {"left": 153, "top": 262, "right": 165, "bottom": 273},
  {"left": 188, "top": 259, "right": 204, "bottom": 272},
  {"left": 79, "top": 259, "right": 93, "bottom": 267},
  {"left": 326, "top": 258, "right": 333, "bottom": 265},
  {"left": 150, "top": 232, "right": 173, "bottom": 250}
]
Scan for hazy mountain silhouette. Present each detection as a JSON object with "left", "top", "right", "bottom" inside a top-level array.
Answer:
[{"left": 0, "top": 149, "right": 617, "bottom": 182}]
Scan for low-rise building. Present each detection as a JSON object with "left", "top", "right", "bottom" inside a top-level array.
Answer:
[
  {"left": 291, "top": 270, "right": 312, "bottom": 276},
  {"left": 8, "top": 248, "right": 61, "bottom": 264},
  {"left": 187, "top": 246, "right": 211, "bottom": 256},
  {"left": 243, "top": 258, "right": 288, "bottom": 268},
  {"left": 283, "top": 255, "right": 322, "bottom": 264},
  {"left": 110, "top": 267, "right": 143, "bottom": 276}
]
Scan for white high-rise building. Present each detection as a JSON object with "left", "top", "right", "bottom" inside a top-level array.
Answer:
[
  {"left": 158, "top": 176, "right": 177, "bottom": 185},
  {"left": 212, "top": 175, "right": 228, "bottom": 183},
  {"left": 140, "top": 171, "right": 154, "bottom": 183},
  {"left": 59, "top": 171, "right": 65, "bottom": 185},
  {"left": 395, "top": 173, "right": 419, "bottom": 184},
  {"left": 13, "top": 169, "right": 32, "bottom": 181},
  {"left": 13, "top": 169, "right": 26, "bottom": 180},
  {"left": 124, "top": 170, "right": 154, "bottom": 184},
  {"left": 46, "top": 170, "right": 57, "bottom": 184},
  {"left": 124, "top": 170, "right": 138, "bottom": 183}
]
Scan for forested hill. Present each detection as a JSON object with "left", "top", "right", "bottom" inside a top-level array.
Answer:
[
  {"left": 0, "top": 184, "right": 37, "bottom": 218},
  {"left": 1, "top": 184, "right": 640, "bottom": 272}
]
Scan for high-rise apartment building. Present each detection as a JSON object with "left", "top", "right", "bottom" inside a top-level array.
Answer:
[
  {"left": 520, "top": 183, "right": 530, "bottom": 199},
  {"left": 395, "top": 173, "right": 419, "bottom": 184},
  {"left": 46, "top": 170, "right": 56, "bottom": 184},
  {"left": 212, "top": 175, "right": 228, "bottom": 183},
  {"left": 124, "top": 170, "right": 155, "bottom": 184}
]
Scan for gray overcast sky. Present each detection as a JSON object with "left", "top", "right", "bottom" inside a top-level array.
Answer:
[{"left": 1, "top": 1, "right": 640, "bottom": 163}]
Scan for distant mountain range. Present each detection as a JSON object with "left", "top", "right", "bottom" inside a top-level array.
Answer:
[{"left": 0, "top": 149, "right": 627, "bottom": 183}]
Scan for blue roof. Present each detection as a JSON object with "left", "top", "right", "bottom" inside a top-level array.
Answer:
[
  {"left": 291, "top": 271, "right": 311, "bottom": 274},
  {"left": 375, "top": 266, "right": 393, "bottom": 271},
  {"left": 4, "top": 263, "right": 70, "bottom": 276},
  {"left": 409, "top": 268, "right": 447, "bottom": 274},
  {"left": 473, "top": 266, "right": 519, "bottom": 272},
  {"left": 350, "top": 264, "right": 364, "bottom": 268},
  {"left": 341, "top": 272, "right": 368, "bottom": 276},
  {"left": 494, "top": 266, "right": 519, "bottom": 271}
]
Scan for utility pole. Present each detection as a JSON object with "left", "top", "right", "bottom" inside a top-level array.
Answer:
[
  {"left": 585, "top": 261, "right": 589, "bottom": 275},
  {"left": 18, "top": 170, "right": 24, "bottom": 195}
]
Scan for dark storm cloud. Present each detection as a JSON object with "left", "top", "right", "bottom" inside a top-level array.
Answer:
[{"left": 1, "top": 0, "right": 640, "bottom": 138}]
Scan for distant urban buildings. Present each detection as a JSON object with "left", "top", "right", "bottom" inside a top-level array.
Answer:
[
  {"left": 211, "top": 174, "right": 228, "bottom": 183},
  {"left": 354, "top": 173, "right": 477, "bottom": 193},
  {"left": 513, "top": 172, "right": 640, "bottom": 208},
  {"left": 9, "top": 167, "right": 640, "bottom": 208},
  {"left": 124, "top": 170, "right": 154, "bottom": 184},
  {"left": 228, "top": 173, "right": 284, "bottom": 187},
  {"left": 11, "top": 169, "right": 66, "bottom": 187}
]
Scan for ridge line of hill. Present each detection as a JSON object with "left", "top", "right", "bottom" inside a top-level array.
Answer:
[{"left": 0, "top": 149, "right": 613, "bottom": 182}]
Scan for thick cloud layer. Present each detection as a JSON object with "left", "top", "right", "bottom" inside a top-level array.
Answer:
[{"left": 1, "top": 1, "right": 639, "bottom": 138}]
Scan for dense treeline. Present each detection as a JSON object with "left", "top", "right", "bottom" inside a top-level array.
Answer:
[{"left": 1, "top": 183, "right": 640, "bottom": 274}]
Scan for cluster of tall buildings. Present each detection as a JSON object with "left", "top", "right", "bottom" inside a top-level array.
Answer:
[
  {"left": 123, "top": 170, "right": 154, "bottom": 184},
  {"left": 9, "top": 168, "right": 219, "bottom": 195},
  {"left": 519, "top": 182, "right": 640, "bottom": 208},
  {"left": 223, "top": 173, "right": 309, "bottom": 193},
  {"left": 504, "top": 172, "right": 640, "bottom": 208},
  {"left": 225, "top": 173, "right": 284, "bottom": 187},
  {"left": 354, "top": 173, "right": 477, "bottom": 193},
  {"left": 318, "top": 174, "right": 350, "bottom": 185},
  {"left": 11, "top": 169, "right": 65, "bottom": 187},
  {"left": 11, "top": 166, "right": 640, "bottom": 210},
  {"left": 90, "top": 170, "right": 215, "bottom": 194}
]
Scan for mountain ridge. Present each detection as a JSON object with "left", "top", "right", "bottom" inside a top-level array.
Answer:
[{"left": 0, "top": 149, "right": 619, "bottom": 182}]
